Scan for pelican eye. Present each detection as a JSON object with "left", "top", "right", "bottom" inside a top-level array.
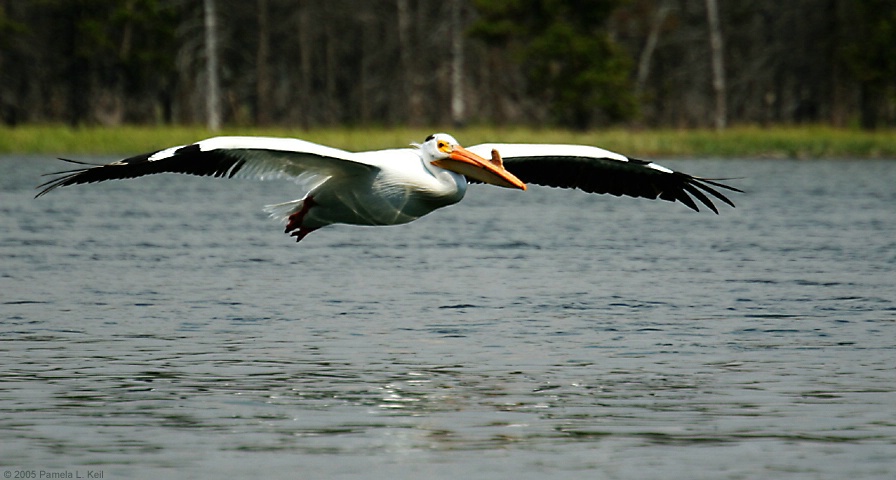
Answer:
[{"left": 437, "top": 140, "right": 451, "bottom": 153}]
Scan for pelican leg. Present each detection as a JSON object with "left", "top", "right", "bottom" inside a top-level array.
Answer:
[
  {"left": 285, "top": 196, "right": 317, "bottom": 241},
  {"left": 289, "top": 226, "right": 319, "bottom": 242}
]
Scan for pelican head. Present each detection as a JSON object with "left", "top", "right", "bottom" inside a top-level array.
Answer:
[{"left": 422, "top": 133, "right": 526, "bottom": 190}]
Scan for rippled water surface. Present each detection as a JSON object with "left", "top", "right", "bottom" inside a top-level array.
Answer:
[{"left": 2, "top": 155, "right": 895, "bottom": 479}]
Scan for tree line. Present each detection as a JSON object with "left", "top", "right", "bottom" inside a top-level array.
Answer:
[{"left": 1, "top": 0, "right": 894, "bottom": 130}]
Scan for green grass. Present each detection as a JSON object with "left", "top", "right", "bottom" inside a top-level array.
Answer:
[{"left": 1, "top": 124, "right": 894, "bottom": 158}]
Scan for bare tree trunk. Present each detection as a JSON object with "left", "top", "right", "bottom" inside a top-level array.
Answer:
[
  {"left": 829, "top": 0, "right": 849, "bottom": 127},
  {"left": 396, "top": 0, "right": 423, "bottom": 125},
  {"left": 358, "top": 17, "right": 369, "bottom": 124},
  {"left": 450, "top": 0, "right": 465, "bottom": 127},
  {"left": 324, "top": 23, "right": 338, "bottom": 124},
  {"left": 256, "top": 0, "right": 272, "bottom": 125},
  {"left": 635, "top": 0, "right": 672, "bottom": 96},
  {"left": 705, "top": 0, "right": 727, "bottom": 130},
  {"left": 204, "top": 0, "right": 221, "bottom": 131},
  {"left": 296, "top": 2, "right": 313, "bottom": 128}
]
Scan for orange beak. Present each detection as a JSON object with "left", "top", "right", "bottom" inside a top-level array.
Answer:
[{"left": 432, "top": 146, "right": 527, "bottom": 190}]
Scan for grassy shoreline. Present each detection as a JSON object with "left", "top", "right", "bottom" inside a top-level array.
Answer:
[{"left": 1, "top": 124, "right": 894, "bottom": 158}]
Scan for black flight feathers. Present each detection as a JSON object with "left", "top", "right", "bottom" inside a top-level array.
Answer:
[
  {"left": 473, "top": 155, "right": 741, "bottom": 214},
  {"left": 36, "top": 144, "right": 248, "bottom": 197}
]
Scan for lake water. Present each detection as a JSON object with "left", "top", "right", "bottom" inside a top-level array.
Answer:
[{"left": 1, "top": 155, "right": 895, "bottom": 479}]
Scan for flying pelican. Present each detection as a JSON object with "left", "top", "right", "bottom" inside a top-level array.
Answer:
[{"left": 37, "top": 133, "right": 740, "bottom": 242}]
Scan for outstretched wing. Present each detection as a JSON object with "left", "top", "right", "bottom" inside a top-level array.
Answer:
[
  {"left": 36, "top": 136, "right": 377, "bottom": 197},
  {"left": 467, "top": 143, "right": 741, "bottom": 213}
]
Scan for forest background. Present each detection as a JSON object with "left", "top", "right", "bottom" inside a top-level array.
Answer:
[{"left": 1, "top": 0, "right": 895, "bottom": 142}]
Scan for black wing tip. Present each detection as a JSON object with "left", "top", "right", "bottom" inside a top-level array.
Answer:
[
  {"left": 56, "top": 157, "right": 101, "bottom": 166},
  {"left": 681, "top": 183, "right": 720, "bottom": 214},
  {"left": 36, "top": 158, "right": 108, "bottom": 197},
  {"left": 35, "top": 173, "right": 80, "bottom": 197},
  {"left": 631, "top": 156, "right": 742, "bottom": 211},
  {"left": 663, "top": 175, "right": 740, "bottom": 214},
  {"left": 691, "top": 177, "right": 740, "bottom": 209},
  {"left": 698, "top": 177, "right": 744, "bottom": 194}
]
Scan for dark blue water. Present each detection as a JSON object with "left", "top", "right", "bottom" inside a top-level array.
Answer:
[{"left": 2, "top": 155, "right": 895, "bottom": 479}]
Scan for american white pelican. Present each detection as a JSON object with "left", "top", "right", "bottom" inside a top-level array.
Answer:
[{"left": 37, "top": 133, "right": 740, "bottom": 242}]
